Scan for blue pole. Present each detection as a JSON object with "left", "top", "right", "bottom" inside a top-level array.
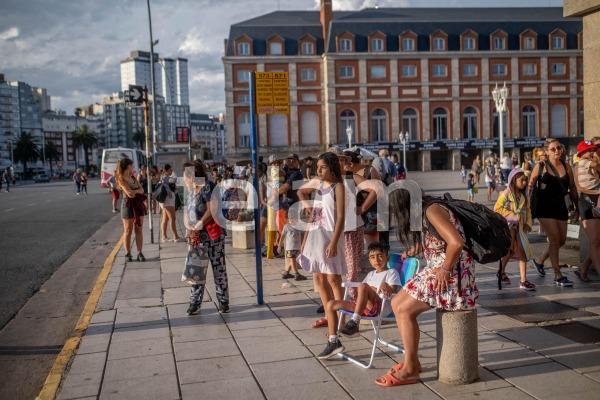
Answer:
[{"left": 249, "top": 72, "right": 264, "bottom": 305}]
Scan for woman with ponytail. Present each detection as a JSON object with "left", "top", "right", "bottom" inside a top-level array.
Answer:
[{"left": 116, "top": 158, "right": 147, "bottom": 262}]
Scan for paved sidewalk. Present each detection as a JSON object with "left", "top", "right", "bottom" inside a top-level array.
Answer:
[{"left": 55, "top": 220, "right": 600, "bottom": 400}]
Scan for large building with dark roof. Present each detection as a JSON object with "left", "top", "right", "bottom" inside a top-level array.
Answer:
[{"left": 223, "top": 0, "right": 583, "bottom": 170}]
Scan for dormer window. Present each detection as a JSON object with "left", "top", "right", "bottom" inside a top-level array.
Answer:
[
  {"left": 524, "top": 37, "right": 536, "bottom": 50},
  {"left": 433, "top": 37, "right": 445, "bottom": 51},
  {"left": 237, "top": 42, "right": 250, "bottom": 56},
  {"left": 552, "top": 36, "right": 564, "bottom": 50},
  {"left": 372, "top": 38, "right": 384, "bottom": 52},
  {"left": 301, "top": 41, "right": 314, "bottom": 55},
  {"left": 269, "top": 42, "right": 283, "bottom": 55},
  {"left": 493, "top": 37, "right": 506, "bottom": 50},
  {"left": 463, "top": 37, "right": 476, "bottom": 51},
  {"left": 401, "top": 38, "right": 415, "bottom": 52},
  {"left": 340, "top": 38, "right": 353, "bottom": 52}
]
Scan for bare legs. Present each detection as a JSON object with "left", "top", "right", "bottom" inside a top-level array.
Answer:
[
  {"left": 537, "top": 218, "right": 567, "bottom": 280},
  {"left": 499, "top": 228, "right": 528, "bottom": 283},
  {"left": 161, "top": 206, "right": 180, "bottom": 240},
  {"left": 134, "top": 217, "right": 144, "bottom": 253},
  {"left": 122, "top": 218, "right": 133, "bottom": 254},
  {"left": 314, "top": 272, "right": 343, "bottom": 323},
  {"left": 581, "top": 219, "right": 600, "bottom": 279}
]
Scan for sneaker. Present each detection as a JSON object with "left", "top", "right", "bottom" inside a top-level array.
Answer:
[
  {"left": 554, "top": 276, "right": 574, "bottom": 287},
  {"left": 519, "top": 281, "right": 536, "bottom": 291},
  {"left": 533, "top": 259, "right": 546, "bottom": 277},
  {"left": 112, "top": 208, "right": 118, "bottom": 213},
  {"left": 281, "top": 272, "right": 294, "bottom": 279},
  {"left": 317, "top": 339, "right": 344, "bottom": 360},
  {"left": 187, "top": 304, "right": 200, "bottom": 315},
  {"left": 340, "top": 319, "right": 360, "bottom": 337},
  {"left": 219, "top": 303, "right": 230, "bottom": 313},
  {"left": 294, "top": 273, "right": 307, "bottom": 281}
]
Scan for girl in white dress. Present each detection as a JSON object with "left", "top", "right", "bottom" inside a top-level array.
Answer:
[{"left": 298, "top": 152, "right": 346, "bottom": 328}]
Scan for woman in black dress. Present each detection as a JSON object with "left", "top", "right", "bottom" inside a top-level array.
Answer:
[{"left": 528, "top": 139, "right": 579, "bottom": 287}]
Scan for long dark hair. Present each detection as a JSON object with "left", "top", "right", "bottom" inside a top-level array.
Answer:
[
  {"left": 115, "top": 158, "right": 133, "bottom": 189},
  {"left": 318, "top": 151, "right": 342, "bottom": 183},
  {"left": 389, "top": 188, "right": 421, "bottom": 249}
]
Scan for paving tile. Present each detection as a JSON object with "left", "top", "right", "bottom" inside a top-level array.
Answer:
[
  {"left": 180, "top": 377, "right": 264, "bottom": 400},
  {"left": 495, "top": 361, "right": 600, "bottom": 400},
  {"left": 77, "top": 323, "right": 113, "bottom": 355},
  {"left": 162, "top": 272, "right": 188, "bottom": 288},
  {"left": 177, "top": 355, "right": 252, "bottom": 385},
  {"left": 477, "top": 314, "right": 528, "bottom": 332},
  {"left": 442, "top": 386, "right": 535, "bottom": 400},
  {"left": 90, "top": 310, "right": 116, "bottom": 325},
  {"left": 164, "top": 287, "right": 192, "bottom": 305},
  {"left": 121, "top": 268, "right": 161, "bottom": 282},
  {"left": 231, "top": 325, "right": 293, "bottom": 340},
  {"left": 114, "top": 306, "right": 168, "bottom": 329},
  {"left": 171, "top": 323, "right": 231, "bottom": 343},
  {"left": 498, "top": 327, "right": 575, "bottom": 351},
  {"left": 251, "top": 357, "right": 333, "bottom": 387},
  {"left": 68, "top": 352, "right": 107, "bottom": 374},
  {"left": 103, "top": 353, "right": 176, "bottom": 382},
  {"left": 111, "top": 324, "right": 170, "bottom": 343},
  {"left": 100, "top": 373, "right": 179, "bottom": 400},
  {"left": 541, "top": 343, "right": 600, "bottom": 374},
  {"left": 222, "top": 310, "right": 283, "bottom": 331},
  {"left": 116, "top": 281, "right": 162, "bottom": 300},
  {"left": 423, "top": 367, "right": 511, "bottom": 397},
  {"left": 261, "top": 380, "right": 350, "bottom": 400},
  {"left": 174, "top": 338, "right": 240, "bottom": 361},
  {"left": 479, "top": 346, "right": 552, "bottom": 371},
  {"left": 57, "top": 383, "right": 101, "bottom": 400},
  {"left": 237, "top": 335, "right": 312, "bottom": 364},
  {"left": 107, "top": 336, "right": 172, "bottom": 360},
  {"left": 113, "top": 298, "right": 162, "bottom": 308}
]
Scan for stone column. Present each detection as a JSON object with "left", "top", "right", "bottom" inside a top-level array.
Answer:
[
  {"left": 323, "top": 56, "right": 336, "bottom": 147},
  {"left": 421, "top": 59, "right": 431, "bottom": 141},
  {"left": 390, "top": 60, "right": 400, "bottom": 138},
  {"left": 256, "top": 63, "right": 268, "bottom": 146},
  {"left": 451, "top": 150, "right": 461, "bottom": 171},
  {"left": 570, "top": 56, "right": 579, "bottom": 136},
  {"left": 511, "top": 57, "right": 520, "bottom": 138},
  {"left": 359, "top": 60, "right": 369, "bottom": 143},
  {"left": 451, "top": 58, "right": 461, "bottom": 140},
  {"left": 481, "top": 59, "right": 491, "bottom": 138},
  {"left": 541, "top": 57, "right": 549, "bottom": 136},
  {"left": 289, "top": 63, "right": 299, "bottom": 147},
  {"left": 420, "top": 150, "right": 431, "bottom": 172},
  {"left": 436, "top": 309, "right": 479, "bottom": 385}
]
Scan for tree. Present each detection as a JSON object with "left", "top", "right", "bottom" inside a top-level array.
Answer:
[
  {"left": 13, "top": 132, "right": 40, "bottom": 177},
  {"left": 72, "top": 124, "right": 98, "bottom": 171},
  {"left": 132, "top": 129, "right": 146, "bottom": 150},
  {"left": 44, "top": 141, "right": 60, "bottom": 177}
]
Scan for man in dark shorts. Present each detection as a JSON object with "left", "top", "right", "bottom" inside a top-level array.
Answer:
[{"left": 279, "top": 154, "right": 304, "bottom": 211}]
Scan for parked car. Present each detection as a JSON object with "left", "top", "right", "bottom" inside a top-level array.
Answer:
[{"left": 34, "top": 173, "right": 51, "bottom": 183}]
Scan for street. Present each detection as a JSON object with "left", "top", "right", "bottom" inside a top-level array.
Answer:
[{"left": 0, "top": 180, "right": 116, "bottom": 328}]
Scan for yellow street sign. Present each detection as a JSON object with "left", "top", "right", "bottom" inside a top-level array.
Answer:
[{"left": 255, "top": 72, "right": 289, "bottom": 114}]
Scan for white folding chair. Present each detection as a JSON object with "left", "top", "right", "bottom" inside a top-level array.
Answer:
[{"left": 335, "top": 257, "right": 420, "bottom": 369}]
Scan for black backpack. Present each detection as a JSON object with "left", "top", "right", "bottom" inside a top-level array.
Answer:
[{"left": 425, "top": 193, "right": 511, "bottom": 265}]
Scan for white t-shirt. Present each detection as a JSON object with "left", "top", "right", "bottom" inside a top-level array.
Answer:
[{"left": 362, "top": 268, "right": 403, "bottom": 316}]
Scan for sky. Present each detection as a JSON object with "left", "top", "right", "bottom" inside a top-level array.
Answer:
[{"left": 0, "top": 0, "right": 562, "bottom": 115}]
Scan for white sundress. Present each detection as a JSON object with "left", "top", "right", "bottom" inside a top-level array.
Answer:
[{"left": 297, "top": 182, "right": 346, "bottom": 276}]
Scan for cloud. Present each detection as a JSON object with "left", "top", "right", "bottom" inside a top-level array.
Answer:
[
  {"left": 0, "top": 27, "right": 19, "bottom": 40},
  {"left": 178, "top": 28, "right": 214, "bottom": 56}
]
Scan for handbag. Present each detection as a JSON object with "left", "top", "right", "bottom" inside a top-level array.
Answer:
[
  {"left": 175, "top": 192, "right": 182, "bottom": 210},
  {"left": 181, "top": 246, "right": 209, "bottom": 285},
  {"left": 530, "top": 162, "right": 545, "bottom": 218},
  {"left": 152, "top": 183, "right": 168, "bottom": 203}
]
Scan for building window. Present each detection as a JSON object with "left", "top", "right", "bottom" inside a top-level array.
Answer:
[
  {"left": 339, "top": 38, "right": 353, "bottom": 52},
  {"left": 301, "top": 68, "right": 316, "bottom": 81},
  {"left": 339, "top": 66, "right": 355, "bottom": 79},
  {"left": 268, "top": 114, "right": 288, "bottom": 146},
  {"left": 523, "top": 63, "right": 537, "bottom": 76},
  {"left": 371, "top": 109, "right": 387, "bottom": 142},
  {"left": 237, "top": 70, "right": 250, "bottom": 83},
  {"left": 492, "top": 63, "right": 507, "bottom": 76},
  {"left": 552, "top": 36, "right": 565, "bottom": 50},
  {"left": 493, "top": 37, "right": 506, "bottom": 50},
  {"left": 269, "top": 42, "right": 283, "bottom": 55},
  {"left": 433, "top": 108, "right": 448, "bottom": 140},
  {"left": 401, "top": 64, "right": 417, "bottom": 77},
  {"left": 402, "top": 38, "right": 415, "bottom": 51},
  {"left": 238, "top": 112, "right": 250, "bottom": 147},
  {"left": 370, "top": 65, "right": 386, "bottom": 79},
  {"left": 372, "top": 38, "right": 384, "bottom": 52},
  {"left": 432, "top": 37, "right": 445, "bottom": 51},
  {"left": 522, "top": 106, "right": 537, "bottom": 137},
  {"left": 551, "top": 63, "right": 566, "bottom": 76},
  {"left": 463, "top": 37, "right": 476, "bottom": 51},
  {"left": 551, "top": 104, "right": 567, "bottom": 137},
  {"left": 463, "top": 64, "right": 477, "bottom": 77},
  {"left": 339, "top": 109, "right": 356, "bottom": 145},
  {"left": 463, "top": 107, "right": 478, "bottom": 139},
  {"left": 523, "top": 36, "right": 536, "bottom": 50},
  {"left": 238, "top": 93, "right": 249, "bottom": 104},
  {"left": 301, "top": 93, "right": 317, "bottom": 102},
  {"left": 301, "top": 111, "right": 319, "bottom": 144},
  {"left": 432, "top": 64, "right": 447, "bottom": 77},
  {"left": 301, "top": 42, "right": 314, "bottom": 55},
  {"left": 237, "top": 42, "right": 250, "bottom": 56},
  {"left": 402, "top": 108, "right": 418, "bottom": 140}
]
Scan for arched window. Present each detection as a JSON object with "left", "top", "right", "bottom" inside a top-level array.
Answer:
[
  {"left": 371, "top": 109, "right": 387, "bottom": 142},
  {"left": 492, "top": 111, "right": 508, "bottom": 138},
  {"left": 339, "top": 109, "right": 356, "bottom": 145},
  {"left": 268, "top": 114, "right": 288, "bottom": 146},
  {"left": 432, "top": 108, "right": 448, "bottom": 140},
  {"left": 551, "top": 104, "right": 567, "bottom": 137},
  {"left": 237, "top": 112, "right": 250, "bottom": 147},
  {"left": 522, "top": 106, "right": 537, "bottom": 137},
  {"left": 462, "top": 107, "right": 478, "bottom": 139},
  {"left": 402, "top": 108, "right": 418, "bottom": 141},
  {"left": 301, "top": 111, "right": 319, "bottom": 145}
]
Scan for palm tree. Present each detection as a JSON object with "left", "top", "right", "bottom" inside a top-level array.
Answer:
[
  {"left": 132, "top": 129, "right": 146, "bottom": 150},
  {"left": 13, "top": 132, "right": 40, "bottom": 177},
  {"left": 72, "top": 124, "right": 98, "bottom": 171},
  {"left": 44, "top": 141, "right": 60, "bottom": 177}
]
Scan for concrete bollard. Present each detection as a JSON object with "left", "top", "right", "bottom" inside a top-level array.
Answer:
[
  {"left": 231, "top": 224, "right": 255, "bottom": 249},
  {"left": 436, "top": 309, "right": 479, "bottom": 384}
]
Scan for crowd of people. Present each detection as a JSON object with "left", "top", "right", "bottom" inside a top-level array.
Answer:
[{"left": 106, "top": 136, "right": 599, "bottom": 388}]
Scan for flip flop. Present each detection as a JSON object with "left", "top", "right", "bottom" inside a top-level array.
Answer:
[
  {"left": 375, "top": 372, "right": 418, "bottom": 387},
  {"left": 574, "top": 271, "right": 591, "bottom": 283},
  {"left": 387, "top": 363, "right": 422, "bottom": 375},
  {"left": 312, "top": 317, "right": 328, "bottom": 328}
]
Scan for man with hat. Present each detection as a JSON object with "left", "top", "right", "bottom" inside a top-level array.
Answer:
[{"left": 575, "top": 139, "right": 600, "bottom": 218}]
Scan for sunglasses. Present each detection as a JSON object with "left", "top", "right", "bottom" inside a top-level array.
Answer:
[{"left": 548, "top": 147, "right": 562, "bottom": 152}]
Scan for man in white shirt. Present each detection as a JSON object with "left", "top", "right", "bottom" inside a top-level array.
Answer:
[{"left": 501, "top": 153, "right": 512, "bottom": 184}]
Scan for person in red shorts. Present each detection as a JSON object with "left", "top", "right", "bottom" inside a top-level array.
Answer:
[
  {"left": 318, "top": 242, "right": 402, "bottom": 359},
  {"left": 108, "top": 174, "right": 120, "bottom": 213}
]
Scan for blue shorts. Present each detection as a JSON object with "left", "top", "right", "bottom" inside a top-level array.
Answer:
[{"left": 467, "top": 189, "right": 474, "bottom": 196}]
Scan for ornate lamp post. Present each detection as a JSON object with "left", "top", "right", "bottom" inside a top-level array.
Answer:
[
  {"left": 399, "top": 131, "right": 409, "bottom": 172},
  {"left": 492, "top": 82, "right": 509, "bottom": 161}
]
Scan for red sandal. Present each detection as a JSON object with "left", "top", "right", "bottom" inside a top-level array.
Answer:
[
  {"left": 375, "top": 372, "right": 419, "bottom": 387},
  {"left": 312, "top": 317, "right": 328, "bottom": 328}
]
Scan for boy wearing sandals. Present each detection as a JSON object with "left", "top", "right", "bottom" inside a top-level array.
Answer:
[{"left": 317, "top": 242, "right": 402, "bottom": 359}]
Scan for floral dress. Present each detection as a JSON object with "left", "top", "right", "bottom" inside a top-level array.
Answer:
[{"left": 404, "top": 205, "right": 479, "bottom": 311}]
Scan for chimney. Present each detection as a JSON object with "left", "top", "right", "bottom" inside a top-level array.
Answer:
[{"left": 320, "top": 0, "right": 333, "bottom": 43}]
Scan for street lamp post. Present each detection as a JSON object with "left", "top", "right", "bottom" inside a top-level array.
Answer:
[
  {"left": 399, "top": 131, "right": 408, "bottom": 172},
  {"left": 492, "top": 82, "right": 509, "bottom": 162},
  {"left": 147, "top": 0, "right": 158, "bottom": 164},
  {"left": 346, "top": 125, "right": 353, "bottom": 148}
]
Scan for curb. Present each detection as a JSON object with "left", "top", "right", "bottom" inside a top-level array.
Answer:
[{"left": 35, "top": 236, "right": 124, "bottom": 400}]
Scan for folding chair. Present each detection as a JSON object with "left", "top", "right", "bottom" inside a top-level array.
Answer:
[{"left": 335, "top": 256, "right": 420, "bottom": 369}]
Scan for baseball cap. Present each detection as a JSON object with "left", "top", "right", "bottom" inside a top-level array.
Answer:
[
  {"left": 286, "top": 153, "right": 299, "bottom": 160},
  {"left": 577, "top": 140, "right": 597, "bottom": 157}
]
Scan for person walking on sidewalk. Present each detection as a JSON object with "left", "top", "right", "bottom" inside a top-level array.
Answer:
[
  {"left": 116, "top": 158, "right": 147, "bottom": 262},
  {"left": 73, "top": 168, "right": 82, "bottom": 195},
  {"left": 184, "top": 161, "right": 229, "bottom": 315},
  {"left": 80, "top": 171, "right": 88, "bottom": 195},
  {"left": 2, "top": 168, "right": 10, "bottom": 192},
  {"left": 160, "top": 164, "right": 182, "bottom": 242},
  {"left": 277, "top": 208, "right": 306, "bottom": 281},
  {"left": 108, "top": 174, "right": 119, "bottom": 213}
]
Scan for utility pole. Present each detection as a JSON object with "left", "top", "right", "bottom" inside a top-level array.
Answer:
[
  {"left": 142, "top": 87, "right": 155, "bottom": 244},
  {"left": 147, "top": 0, "right": 158, "bottom": 165}
]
